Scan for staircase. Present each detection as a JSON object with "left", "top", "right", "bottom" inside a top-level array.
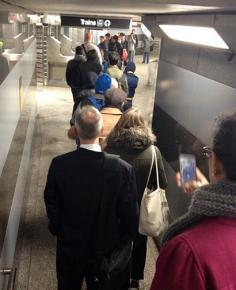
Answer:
[
  {"left": 35, "top": 24, "right": 49, "bottom": 86},
  {"left": 151, "top": 38, "right": 161, "bottom": 58}
]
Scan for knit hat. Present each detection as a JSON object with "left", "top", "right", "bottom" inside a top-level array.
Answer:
[
  {"left": 95, "top": 73, "right": 112, "bottom": 93},
  {"left": 124, "top": 61, "right": 136, "bottom": 73}
]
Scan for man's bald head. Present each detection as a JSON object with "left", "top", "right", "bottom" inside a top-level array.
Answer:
[{"left": 75, "top": 106, "right": 103, "bottom": 140}]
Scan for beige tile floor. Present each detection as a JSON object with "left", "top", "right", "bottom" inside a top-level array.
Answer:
[{"left": 14, "top": 55, "right": 159, "bottom": 290}]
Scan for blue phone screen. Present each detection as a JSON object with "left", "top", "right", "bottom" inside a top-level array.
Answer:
[{"left": 180, "top": 155, "right": 196, "bottom": 184}]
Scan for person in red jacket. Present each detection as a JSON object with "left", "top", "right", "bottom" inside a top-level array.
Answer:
[{"left": 151, "top": 112, "right": 236, "bottom": 290}]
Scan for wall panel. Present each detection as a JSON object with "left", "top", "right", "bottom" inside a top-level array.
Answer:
[
  {"left": 0, "top": 39, "right": 36, "bottom": 177},
  {"left": 157, "top": 59, "right": 236, "bottom": 146}
]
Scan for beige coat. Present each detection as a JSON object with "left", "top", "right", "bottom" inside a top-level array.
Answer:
[{"left": 99, "top": 107, "right": 122, "bottom": 142}]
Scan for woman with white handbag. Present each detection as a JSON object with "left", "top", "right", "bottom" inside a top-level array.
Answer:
[{"left": 103, "top": 107, "right": 167, "bottom": 290}]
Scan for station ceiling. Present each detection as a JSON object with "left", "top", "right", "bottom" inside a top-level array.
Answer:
[{"left": 0, "top": 0, "right": 236, "bottom": 18}]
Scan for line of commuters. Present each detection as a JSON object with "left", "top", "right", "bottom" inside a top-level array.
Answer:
[
  {"left": 67, "top": 71, "right": 140, "bottom": 144},
  {"left": 46, "top": 31, "right": 167, "bottom": 290},
  {"left": 44, "top": 104, "right": 167, "bottom": 290},
  {"left": 66, "top": 32, "right": 139, "bottom": 100},
  {"left": 44, "top": 101, "right": 236, "bottom": 289},
  {"left": 66, "top": 32, "right": 139, "bottom": 138}
]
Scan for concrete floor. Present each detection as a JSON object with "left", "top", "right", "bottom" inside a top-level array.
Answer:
[{"left": 14, "top": 55, "right": 159, "bottom": 290}]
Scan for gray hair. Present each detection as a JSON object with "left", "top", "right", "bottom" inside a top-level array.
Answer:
[
  {"left": 104, "top": 88, "right": 127, "bottom": 109},
  {"left": 75, "top": 106, "right": 103, "bottom": 140}
]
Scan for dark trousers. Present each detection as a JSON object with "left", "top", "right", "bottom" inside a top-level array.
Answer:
[
  {"left": 98, "top": 262, "right": 131, "bottom": 290},
  {"left": 71, "top": 87, "right": 82, "bottom": 103},
  {"left": 72, "top": 97, "right": 81, "bottom": 116},
  {"left": 56, "top": 242, "right": 130, "bottom": 290},
  {"left": 143, "top": 52, "right": 150, "bottom": 64},
  {"left": 131, "top": 233, "right": 147, "bottom": 280},
  {"left": 57, "top": 263, "right": 98, "bottom": 290}
]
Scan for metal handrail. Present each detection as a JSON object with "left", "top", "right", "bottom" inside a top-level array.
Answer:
[{"left": 0, "top": 267, "right": 17, "bottom": 290}]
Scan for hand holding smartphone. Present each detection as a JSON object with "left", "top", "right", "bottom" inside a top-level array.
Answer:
[{"left": 179, "top": 154, "right": 196, "bottom": 185}]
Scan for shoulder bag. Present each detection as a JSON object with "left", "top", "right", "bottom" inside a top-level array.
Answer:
[{"left": 139, "top": 145, "right": 170, "bottom": 237}]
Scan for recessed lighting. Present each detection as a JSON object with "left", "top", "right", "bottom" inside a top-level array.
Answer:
[{"left": 160, "top": 25, "right": 229, "bottom": 49}]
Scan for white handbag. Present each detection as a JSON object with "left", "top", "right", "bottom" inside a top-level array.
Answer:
[{"left": 139, "top": 146, "right": 170, "bottom": 237}]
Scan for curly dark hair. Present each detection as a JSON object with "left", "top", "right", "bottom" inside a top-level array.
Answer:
[{"left": 213, "top": 112, "right": 236, "bottom": 181}]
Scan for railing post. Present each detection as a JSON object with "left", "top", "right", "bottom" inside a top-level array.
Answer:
[{"left": 0, "top": 268, "right": 17, "bottom": 290}]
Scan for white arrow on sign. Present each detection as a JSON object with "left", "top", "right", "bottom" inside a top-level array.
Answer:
[{"left": 104, "top": 20, "right": 111, "bottom": 27}]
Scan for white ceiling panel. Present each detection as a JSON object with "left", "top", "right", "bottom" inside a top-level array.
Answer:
[{"left": 1, "top": 0, "right": 236, "bottom": 16}]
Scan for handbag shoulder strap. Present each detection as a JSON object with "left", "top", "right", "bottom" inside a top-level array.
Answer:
[
  {"left": 153, "top": 147, "right": 161, "bottom": 189},
  {"left": 144, "top": 145, "right": 155, "bottom": 188},
  {"left": 82, "top": 44, "right": 88, "bottom": 57}
]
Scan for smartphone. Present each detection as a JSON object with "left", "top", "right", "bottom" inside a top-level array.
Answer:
[{"left": 179, "top": 154, "right": 196, "bottom": 185}]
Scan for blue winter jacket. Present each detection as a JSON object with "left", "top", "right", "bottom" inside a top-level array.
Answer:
[{"left": 126, "top": 72, "right": 139, "bottom": 98}]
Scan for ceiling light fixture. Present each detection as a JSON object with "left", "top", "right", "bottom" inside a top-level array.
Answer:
[{"left": 159, "top": 25, "right": 229, "bottom": 49}]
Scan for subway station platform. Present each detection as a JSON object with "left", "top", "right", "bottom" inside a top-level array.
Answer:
[{"left": 13, "top": 56, "right": 159, "bottom": 290}]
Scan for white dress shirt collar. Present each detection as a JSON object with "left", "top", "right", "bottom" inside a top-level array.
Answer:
[{"left": 80, "top": 144, "right": 102, "bottom": 152}]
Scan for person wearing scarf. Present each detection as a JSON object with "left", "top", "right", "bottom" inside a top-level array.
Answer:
[{"left": 151, "top": 113, "right": 236, "bottom": 290}]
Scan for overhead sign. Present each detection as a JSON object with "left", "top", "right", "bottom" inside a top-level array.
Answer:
[{"left": 61, "top": 16, "right": 131, "bottom": 29}]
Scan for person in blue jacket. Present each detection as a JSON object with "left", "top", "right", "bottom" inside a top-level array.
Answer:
[{"left": 124, "top": 62, "right": 139, "bottom": 111}]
